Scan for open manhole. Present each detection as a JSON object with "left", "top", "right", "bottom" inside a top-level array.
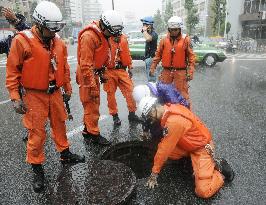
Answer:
[
  {"left": 101, "top": 140, "right": 157, "bottom": 179},
  {"left": 51, "top": 160, "right": 136, "bottom": 205}
]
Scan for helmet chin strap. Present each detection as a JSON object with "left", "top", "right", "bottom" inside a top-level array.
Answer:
[
  {"left": 99, "top": 21, "right": 111, "bottom": 38},
  {"left": 36, "top": 24, "right": 54, "bottom": 45}
]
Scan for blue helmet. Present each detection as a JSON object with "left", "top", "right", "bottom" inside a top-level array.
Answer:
[{"left": 140, "top": 16, "right": 154, "bottom": 25}]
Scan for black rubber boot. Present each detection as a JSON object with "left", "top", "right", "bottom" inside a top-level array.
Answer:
[
  {"left": 60, "top": 148, "right": 85, "bottom": 164},
  {"left": 128, "top": 112, "right": 140, "bottom": 123},
  {"left": 216, "top": 158, "right": 235, "bottom": 182},
  {"left": 23, "top": 131, "right": 28, "bottom": 142},
  {"left": 112, "top": 113, "right": 121, "bottom": 126},
  {"left": 83, "top": 131, "right": 111, "bottom": 146},
  {"left": 32, "top": 164, "right": 44, "bottom": 193}
]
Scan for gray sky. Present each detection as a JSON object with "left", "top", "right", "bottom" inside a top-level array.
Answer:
[{"left": 100, "top": 0, "right": 162, "bottom": 19}]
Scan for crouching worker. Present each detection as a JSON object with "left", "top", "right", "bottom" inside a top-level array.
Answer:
[
  {"left": 133, "top": 81, "right": 190, "bottom": 139},
  {"left": 5, "top": 1, "right": 85, "bottom": 193},
  {"left": 133, "top": 81, "right": 189, "bottom": 108},
  {"left": 138, "top": 96, "right": 235, "bottom": 198}
]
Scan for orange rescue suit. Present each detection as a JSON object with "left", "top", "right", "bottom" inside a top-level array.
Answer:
[
  {"left": 5, "top": 26, "right": 71, "bottom": 164},
  {"left": 103, "top": 35, "right": 136, "bottom": 115},
  {"left": 161, "top": 34, "right": 188, "bottom": 68},
  {"left": 18, "top": 31, "right": 66, "bottom": 91},
  {"left": 152, "top": 104, "right": 224, "bottom": 198},
  {"left": 76, "top": 21, "right": 110, "bottom": 135},
  {"left": 160, "top": 103, "right": 211, "bottom": 152},
  {"left": 107, "top": 34, "right": 131, "bottom": 69},
  {"left": 150, "top": 33, "right": 195, "bottom": 102},
  {"left": 77, "top": 21, "right": 110, "bottom": 71}
]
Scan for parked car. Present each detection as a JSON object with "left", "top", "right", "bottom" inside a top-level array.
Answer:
[
  {"left": 127, "top": 30, "right": 146, "bottom": 45},
  {"left": 129, "top": 38, "right": 227, "bottom": 67},
  {"left": 209, "top": 36, "right": 228, "bottom": 49},
  {"left": 0, "top": 28, "right": 16, "bottom": 41}
]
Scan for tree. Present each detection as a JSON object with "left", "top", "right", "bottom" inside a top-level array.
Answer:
[
  {"left": 226, "top": 22, "right": 231, "bottom": 35},
  {"left": 224, "top": 21, "right": 231, "bottom": 39},
  {"left": 184, "top": 0, "right": 199, "bottom": 35},
  {"left": 211, "top": 0, "right": 226, "bottom": 36},
  {"left": 153, "top": 9, "right": 165, "bottom": 35},
  {"left": 163, "top": 1, "right": 173, "bottom": 30}
]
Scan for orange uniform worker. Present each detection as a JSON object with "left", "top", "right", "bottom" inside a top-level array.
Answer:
[
  {"left": 76, "top": 10, "right": 124, "bottom": 145},
  {"left": 138, "top": 96, "right": 235, "bottom": 199},
  {"left": 103, "top": 33, "right": 140, "bottom": 126},
  {"left": 5, "top": 1, "right": 85, "bottom": 193},
  {"left": 150, "top": 16, "right": 195, "bottom": 104}
]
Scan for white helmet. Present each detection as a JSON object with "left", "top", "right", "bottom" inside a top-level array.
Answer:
[
  {"left": 167, "top": 16, "right": 183, "bottom": 29},
  {"left": 133, "top": 85, "right": 151, "bottom": 103},
  {"left": 100, "top": 10, "right": 124, "bottom": 35},
  {"left": 138, "top": 96, "right": 157, "bottom": 117},
  {"left": 32, "top": 1, "right": 65, "bottom": 32},
  {"left": 133, "top": 82, "right": 158, "bottom": 103}
]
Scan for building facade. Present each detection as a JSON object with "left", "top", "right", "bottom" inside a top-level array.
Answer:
[
  {"left": 70, "top": 0, "right": 82, "bottom": 24},
  {"left": 82, "top": 0, "right": 102, "bottom": 25},
  {"left": 240, "top": 0, "right": 266, "bottom": 39},
  {"left": 163, "top": 0, "right": 212, "bottom": 36},
  {"left": 226, "top": 0, "right": 243, "bottom": 40}
]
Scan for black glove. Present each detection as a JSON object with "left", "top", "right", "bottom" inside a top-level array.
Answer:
[
  {"left": 128, "top": 70, "right": 133, "bottom": 78},
  {"left": 99, "top": 75, "right": 108, "bottom": 84},
  {"left": 12, "top": 100, "right": 27, "bottom": 114},
  {"left": 149, "top": 71, "right": 155, "bottom": 77},
  {"left": 63, "top": 93, "right": 71, "bottom": 102}
]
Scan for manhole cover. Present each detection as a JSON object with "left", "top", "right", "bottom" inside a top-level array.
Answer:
[
  {"left": 101, "top": 141, "right": 156, "bottom": 179},
  {"left": 51, "top": 160, "right": 136, "bottom": 205}
]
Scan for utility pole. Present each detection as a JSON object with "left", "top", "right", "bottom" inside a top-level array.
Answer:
[
  {"left": 224, "top": 0, "right": 228, "bottom": 38},
  {"left": 112, "top": 0, "right": 115, "bottom": 10},
  {"left": 204, "top": 0, "right": 209, "bottom": 38},
  {"left": 259, "top": 11, "right": 263, "bottom": 39}
]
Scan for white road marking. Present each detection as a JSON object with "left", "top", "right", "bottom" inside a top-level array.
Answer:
[
  {"left": 0, "top": 99, "right": 11, "bottom": 105},
  {"left": 227, "top": 58, "right": 266, "bottom": 61},
  {"left": 67, "top": 114, "right": 109, "bottom": 138}
]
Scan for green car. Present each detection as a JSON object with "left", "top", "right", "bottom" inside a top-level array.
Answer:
[{"left": 129, "top": 41, "right": 227, "bottom": 67}]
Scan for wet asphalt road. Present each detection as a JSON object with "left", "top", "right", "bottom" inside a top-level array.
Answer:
[{"left": 0, "top": 45, "right": 265, "bottom": 205}]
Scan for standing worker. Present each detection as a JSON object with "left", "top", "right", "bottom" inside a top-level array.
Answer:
[
  {"left": 76, "top": 10, "right": 124, "bottom": 145},
  {"left": 103, "top": 26, "right": 139, "bottom": 126},
  {"left": 138, "top": 96, "right": 235, "bottom": 198},
  {"left": 149, "top": 16, "right": 195, "bottom": 106},
  {"left": 140, "top": 16, "right": 158, "bottom": 82},
  {"left": 5, "top": 1, "right": 85, "bottom": 192}
]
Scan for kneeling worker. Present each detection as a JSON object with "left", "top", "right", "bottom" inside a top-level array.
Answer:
[{"left": 138, "top": 96, "right": 235, "bottom": 198}]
